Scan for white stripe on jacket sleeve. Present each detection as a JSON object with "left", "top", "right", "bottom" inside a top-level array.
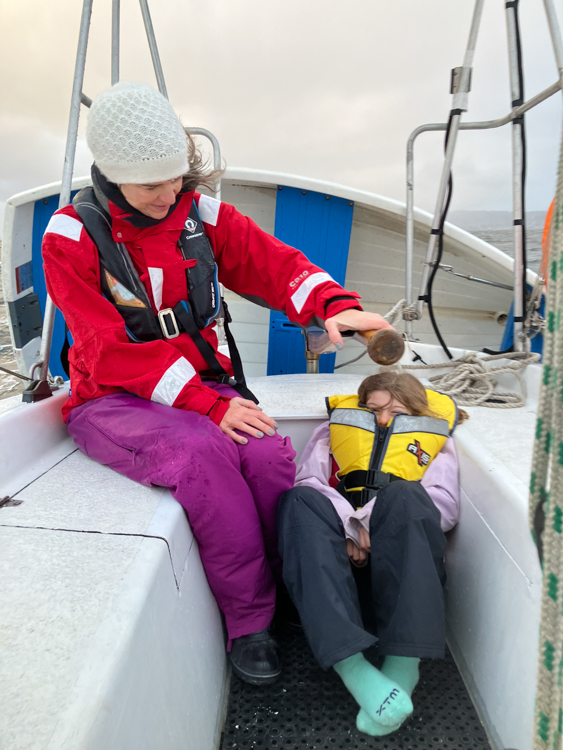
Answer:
[
  {"left": 291, "top": 272, "right": 333, "bottom": 314},
  {"left": 44, "top": 214, "right": 83, "bottom": 242},
  {"left": 197, "top": 194, "right": 221, "bottom": 226},
  {"left": 151, "top": 357, "right": 197, "bottom": 406}
]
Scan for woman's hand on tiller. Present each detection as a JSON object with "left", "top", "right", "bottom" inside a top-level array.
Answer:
[{"left": 325, "top": 309, "right": 393, "bottom": 349}]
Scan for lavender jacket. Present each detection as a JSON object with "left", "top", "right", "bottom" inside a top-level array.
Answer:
[{"left": 294, "top": 422, "right": 460, "bottom": 547}]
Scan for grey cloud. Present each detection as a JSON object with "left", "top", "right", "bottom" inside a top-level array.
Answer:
[{"left": 0, "top": 0, "right": 560, "bottom": 222}]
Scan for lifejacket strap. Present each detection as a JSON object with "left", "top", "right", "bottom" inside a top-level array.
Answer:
[
  {"left": 71, "top": 187, "right": 257, "bottom": 403},
  {"left": 341, "top": 469, "right": 401, "bottom": 491},
  {"left": 336, "top": 484, "right": 377, "bottom": 510},
  {"left": 158, "top": 308, "right": 181, "bottom": 339},
  {"left": 221, "top": 300, "right": 258, "bottom": 404},
  {"left": 337, "top": 469, "right": 402, "bottom": 510},
  {"left": 173, "top": 299, "right": 258, "bottom": 405},
  {"left": 173, "top": 300, "right": 226, "bottom": 377}
]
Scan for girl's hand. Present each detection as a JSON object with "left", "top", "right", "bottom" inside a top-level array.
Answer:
[
  {"left": 325, "top": 309, "right": 393, "bottom": 349},
  {"left": 219, "top": 397, "right": 278, "bottom": 445},
  {"left": 346, "top": 526, "right": 371, "bottom": 565}
]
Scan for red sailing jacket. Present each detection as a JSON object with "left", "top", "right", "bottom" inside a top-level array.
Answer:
[{"left": 42, "top": 190, "right": 362, "bottom": 423}]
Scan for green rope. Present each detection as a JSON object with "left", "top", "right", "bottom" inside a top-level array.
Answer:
[{"left": 530, "top": 125, "right": 563, "bottom": 750}]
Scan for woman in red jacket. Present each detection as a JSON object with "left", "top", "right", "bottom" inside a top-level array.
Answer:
[{"left": 42, "top": 81, "right": 391, "bottom": 685}]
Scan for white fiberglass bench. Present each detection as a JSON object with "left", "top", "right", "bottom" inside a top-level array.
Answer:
[{"left": 0, "top": 356, "right": 541, "bottom": 750}]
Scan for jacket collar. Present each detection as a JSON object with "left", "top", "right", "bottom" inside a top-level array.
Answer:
[
  {"left": 91, "top": 163, "right": 191, "bottom": 230},
  {"left": 91, "top": 164, "right": 194, "bottom": 240}
]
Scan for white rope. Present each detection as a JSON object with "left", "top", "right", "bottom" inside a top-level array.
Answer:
[
  {"left": 382, "top": 298, "right": 415, "bottom": 327},
  {"left": 380, "top": 301, "right": 540, "bottom": 408},
  {"left": 529, "top": 123, "right": 563, "bottom": 750},
  {"left": 336, "top": 299, "right": 539, "bottom": 408},
  {"left": 401, "top": 351, "right": 540, "bottom": 408}
]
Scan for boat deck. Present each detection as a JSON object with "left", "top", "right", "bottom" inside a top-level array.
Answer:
[
  {"left": 0, "top": 356, "right": 542, "bottom": 749},
  {"left": 221, "top": 625, "right": 492, "bottom": 750}
]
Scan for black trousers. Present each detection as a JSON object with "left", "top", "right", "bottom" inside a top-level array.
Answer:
[{"left": 277, "top": 481, "right": 447, "bottom": 669}]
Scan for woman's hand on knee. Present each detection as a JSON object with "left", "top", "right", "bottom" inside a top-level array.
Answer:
[{"left": 219, "top": 397, "right": 278, "bottom": 445}]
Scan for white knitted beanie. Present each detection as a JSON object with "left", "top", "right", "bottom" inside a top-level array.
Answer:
[{"left": 86, "top": 81, "right": 189, "bottom": 184}]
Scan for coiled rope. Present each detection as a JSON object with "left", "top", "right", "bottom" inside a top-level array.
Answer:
[
  {"left": 402, "top": 350, "right": 540, "bottom": 408},
  {"left": 528, "top": 126, "right": 563, "bottom": 750},
  {"left": 337, "top": 298, "right": 539, "bottom": 408}
]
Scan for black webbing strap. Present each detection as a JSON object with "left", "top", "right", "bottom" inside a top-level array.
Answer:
[
  {"left": 173, "top": 300, "right": 227, "bottom": 378},
  {"left": 173, "top": 299, "right": 258, "bottom": 403},
  {"left": 342, "top": 469, "right": 401, "bottom": 491},
  {"left": 221, "top": 300, "right": 258, "bottom": 403},
  {"left": 343, "top": 488, "right": 374, "bottom": 509},
  {"left": 336, "top": 469, "right": 402, "bottom": 509}
]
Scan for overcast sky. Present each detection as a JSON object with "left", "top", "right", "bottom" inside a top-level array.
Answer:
[{"left": 0, "top": 0, "right": 561, "bottom": 231}]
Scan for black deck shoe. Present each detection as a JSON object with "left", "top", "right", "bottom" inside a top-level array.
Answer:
[{"left": 230, "top": 628, "right": 282, "bottom": 685}]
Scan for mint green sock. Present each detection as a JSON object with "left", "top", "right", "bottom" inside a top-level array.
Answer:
[
  {"left": 356, "top": 710, "right": 403, "bottom": 737},
  {"left": 382, "top": 655, "right": 420, "bottom": 694},
  {"left": 333, "top": 652, "right": 413, "bottom": 728},
  {"left": 356, "top": 656, "right": 420, "bottom": 736}
]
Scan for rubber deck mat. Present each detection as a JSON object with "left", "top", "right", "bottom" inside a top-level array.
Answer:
[{"left": 221, "top": 626, "right": 492, "bottom": 750}]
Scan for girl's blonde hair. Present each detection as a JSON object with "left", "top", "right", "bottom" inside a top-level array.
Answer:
[{"left": 358, "top": 371, "right": 469, "bottom": 424}]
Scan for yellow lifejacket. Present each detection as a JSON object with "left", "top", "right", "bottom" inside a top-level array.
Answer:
[{"left": 326, "top": 390, "right": 457, "bottom": 508}]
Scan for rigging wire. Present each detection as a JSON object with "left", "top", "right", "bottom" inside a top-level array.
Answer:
[
  {"left": 424, "top": 0, "right": 530, "bottom": 361},
  {"left": 513, "top": 0, "right": 528, "bottom": 324},
  {"left": 423, "top": 112, "right": 455, "bottom": 360},
  {"left": 484, "top": 0, "right": 529, "bottom": 356}
]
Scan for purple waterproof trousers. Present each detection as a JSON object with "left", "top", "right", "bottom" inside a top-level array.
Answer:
[{"left": 66, "top": 384, "right": 296, "bottom": 643}]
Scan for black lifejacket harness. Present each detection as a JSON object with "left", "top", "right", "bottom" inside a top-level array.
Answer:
[{"left": 67, "top": 187, "right": 256, "bottom": 402}]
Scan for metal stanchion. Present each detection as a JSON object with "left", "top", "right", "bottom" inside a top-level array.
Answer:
[{"left": 28, "top": 0, "right": 93, "bottom": 401}]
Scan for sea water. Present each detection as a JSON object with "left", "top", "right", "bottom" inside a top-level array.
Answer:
[{"left": 0, "top": 224, "right": 545, "bottom": 400}]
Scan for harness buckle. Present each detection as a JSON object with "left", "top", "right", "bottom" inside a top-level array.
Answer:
[
  {"left": 158, "top": 308, "right": 180, "bottom": 339},
  {"left": 365, "top": 469, "right": 390, "bottom": 489}
]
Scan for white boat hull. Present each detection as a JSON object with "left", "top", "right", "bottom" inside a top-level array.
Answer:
[
  {"left": 0, "top": 169, "right": 541, "bottom": 749},
  {"left": 0, "top": 348, "right": 541, "bottom": 750},
  {"left": 2, "top": 168, "right": 534, "bottom": 381}
]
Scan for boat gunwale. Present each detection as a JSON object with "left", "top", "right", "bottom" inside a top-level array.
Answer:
[{"left": 3, "top": 167, "right": 538, "bottom": 288}]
